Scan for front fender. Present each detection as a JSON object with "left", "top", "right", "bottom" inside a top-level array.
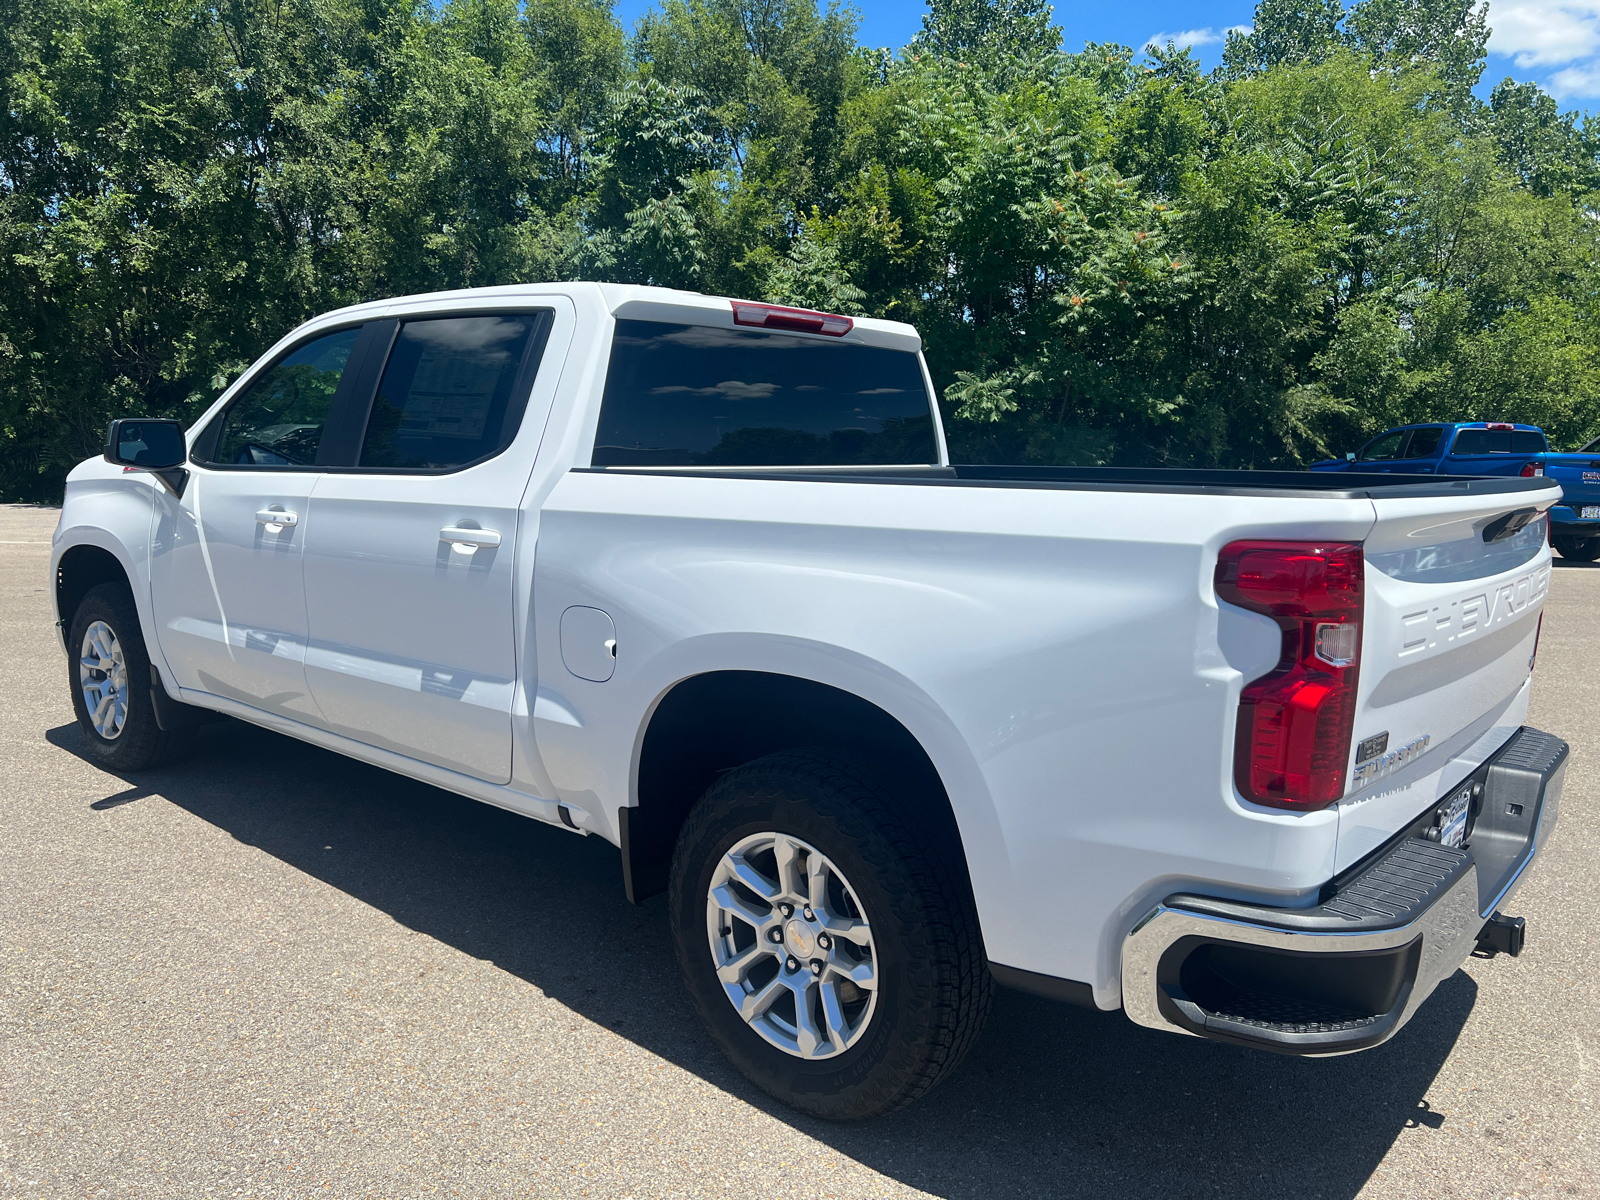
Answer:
[{"left": 52, "top": 461, "right": 164, "bottom": 677}]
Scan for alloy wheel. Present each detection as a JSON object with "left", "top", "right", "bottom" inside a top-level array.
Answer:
[
  {"left": 79, "top": 619, "right": 129, "bottom": 740},
  {"left": 705, "top": 831, "right": 879, "bottom": 1059}
]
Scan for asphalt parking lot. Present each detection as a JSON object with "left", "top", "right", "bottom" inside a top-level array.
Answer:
[{"left": 1, "top": 501, "right": 1596, "bottom": 1199}]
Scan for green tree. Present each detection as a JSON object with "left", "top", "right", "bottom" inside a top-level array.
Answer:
[
  {"left": 913, "top": 0, "right": 1061, "bottom": 61},
  {"left": 1488, "top": 79, "right": 1600, "bottom": 198},
  {"left": 5, "top": 0, "right": 1600, "bottom": 499}
]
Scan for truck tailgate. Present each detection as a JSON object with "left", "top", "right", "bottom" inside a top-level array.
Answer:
[
  {"left": 1339, "top": 483, "right": 1560, "bottom": 869},
  {"left": 1544, "top": 456, "right": 1600, "bottom": 509}
]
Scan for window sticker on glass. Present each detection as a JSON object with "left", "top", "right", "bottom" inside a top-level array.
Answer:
[{"left": 360, "top": 315, "right": 538, "bottom": 469}]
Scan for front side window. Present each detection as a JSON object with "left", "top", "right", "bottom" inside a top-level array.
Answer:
[
  {"left": 208, "top": 327, "right": 361, "bottom": 466},
  {"left": 1357, "top": 430, "right": 1407, "bottom": 461},
  {"left": 359, "top": 314, "right": 541, "bottom": 469},
  {"left": 592, "top": 320, "right": 938, "bottom": 467}
]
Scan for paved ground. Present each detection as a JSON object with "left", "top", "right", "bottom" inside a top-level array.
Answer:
[{"left": 0, "top": 502, "right": 1595, "bottom": 1200}]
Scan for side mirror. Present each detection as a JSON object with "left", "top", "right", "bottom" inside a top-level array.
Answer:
[
  {"left": 105, "top": 418, "right": 187, "bottom": 469},
  {"left": 1346, "top": 452, "right": 1357, "bottom": 462},
  {"left": 104, "top": 419, "right": 189, "bottom": 496}
]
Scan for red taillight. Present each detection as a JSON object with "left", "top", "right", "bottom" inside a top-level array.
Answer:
[
  {"left": 730, "top": 300, "right": 853, "bottom": 337},
  {"left": 1488, "top": 422, "right": 1514, "bottom": 430},
  {"left": 1520, "top": 460, "right": 1544, "bottom": 477},
  {"left": 1216, "top": 541, "right": 1365, "bottom": 810}
]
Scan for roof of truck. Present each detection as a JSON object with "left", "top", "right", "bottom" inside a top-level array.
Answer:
[{"left": 304, "top": 282, "right": 923, "bottom": 353}]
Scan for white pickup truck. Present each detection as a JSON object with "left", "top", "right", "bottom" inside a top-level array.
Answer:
[{"left": 52, "top": 283, "right": 1568, "bottom": 1119}]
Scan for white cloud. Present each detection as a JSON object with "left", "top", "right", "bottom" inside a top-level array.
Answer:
[
  {"left": 1143, "top": 25, "right": 1250, "bottom": 52},
  {"left": 1487, "top": 0, "right": 1600, "bottom": 67},
  {"left": 1547, "top": 60, "right": 1600, "bottom": 94}
]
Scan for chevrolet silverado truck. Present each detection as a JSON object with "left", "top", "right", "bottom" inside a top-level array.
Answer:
[
  {"left": 1312, "top": 421, "right": 1600, "bottom": 559},
  {"left": 53, "top": 284, "right": 1568, "bottom": 1119}
]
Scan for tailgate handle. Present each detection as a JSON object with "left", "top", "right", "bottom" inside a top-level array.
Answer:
[{"left": 1482, "top": 507, "right": 1537, "bottom": 544}]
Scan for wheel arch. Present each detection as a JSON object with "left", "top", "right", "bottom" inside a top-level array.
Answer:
[
  {"left": 622, "top": 670, "right": 980, "bottom": 913},
  {"left": 55, "top": 542, "right": 134, "bottom": 636}
]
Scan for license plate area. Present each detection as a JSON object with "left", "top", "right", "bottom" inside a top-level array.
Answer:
[
  {"left": 1429, "top": 781, "right": 1475, "bottom": 848},
  {"left": 1582, "top": 505, "right": 1600, "bottom": 520}
]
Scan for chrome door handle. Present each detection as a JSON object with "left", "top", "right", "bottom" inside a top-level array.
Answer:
[
  {"left": 440, "top": 526, "right": 501, "bottom": 548},
  {"left": 255, "top": 509, "right": 298, "bottom": 527}
]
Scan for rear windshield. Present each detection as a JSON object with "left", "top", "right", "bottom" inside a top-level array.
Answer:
[
  {"left": 1451, "top": 428, "right": 1548, "bottom": 455},
  {"left": 592, "top": 320, "right": 938, "bottom": 467}
]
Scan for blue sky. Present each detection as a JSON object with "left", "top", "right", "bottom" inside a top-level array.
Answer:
[{"left": 612, "top": 1, "right": 1600, "bottom": 103}]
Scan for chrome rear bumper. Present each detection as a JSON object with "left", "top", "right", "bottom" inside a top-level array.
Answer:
[{"left": 1121, "top": 726, "right": 1567, "bottom": 1055}]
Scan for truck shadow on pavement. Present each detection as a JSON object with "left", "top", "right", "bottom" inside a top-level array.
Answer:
[{"left": 48, "top": 718, "right": 1475, "bottom": 1200}]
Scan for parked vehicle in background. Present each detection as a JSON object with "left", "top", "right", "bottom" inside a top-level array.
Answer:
[
  {"left": 51, "top": 285, "right": 1567, "bottom": 1119},
  {"left": 1313, "top": 422, "right": 1600, "bottom": 560}
]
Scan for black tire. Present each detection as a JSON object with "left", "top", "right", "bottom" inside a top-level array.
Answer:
[
  {"left": 1554, "top": 536, "right": 1600, "bottom": 562},
  {"left": 67, "top": 582, "right": 186, "bottom": 771},
  {"left": 668, "top": 749, "right": 991, "bottom": 1120}
]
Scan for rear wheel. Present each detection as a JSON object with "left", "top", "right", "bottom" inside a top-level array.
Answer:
[
  {"left": 67, "top": 582, "right": 185, "bottom": 771},
  {"left": 668, "top": 750, "right": 991, "bottom": 1120},
  {"left": 1554, "top": 536, "right": 1600, "bottom": 562}
]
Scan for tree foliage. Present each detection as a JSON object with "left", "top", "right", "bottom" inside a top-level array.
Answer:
[{"left": 3, "top": 0, "right": 1600, "bottom": 498}]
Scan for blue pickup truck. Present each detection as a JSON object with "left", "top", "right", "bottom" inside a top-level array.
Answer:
[{"left": 1311, "top": 421, "right": 1600, "bottom": 560}]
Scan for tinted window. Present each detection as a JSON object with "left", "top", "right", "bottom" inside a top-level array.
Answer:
[
  {"left": 1357, "top": 430, "right": 1407, "bottom": 461},
  {"left": 1451, "top": 428, "right": 1546, "bottom": 455},
  {"left": 1512, "top": 430, "right": 1548, "bottom": 453},
  {"left": 360, "top": 315, "right": 540, "bottom": 469},
  {"left": 208, "top": 328, "right": 360, "bottom": 466},
  {"left": 592, "top": 320, "right": 937, "bottom": 467},
  {"left": 1406, "top": 427, "right": 1443, "bottom": 457},
  {"left": 1584, "top": 435, "right": 1600, "bottom": 453}
]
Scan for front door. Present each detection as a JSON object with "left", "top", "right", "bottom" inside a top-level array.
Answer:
[
  {"left": 151, "top": 325, "right": 364, "bottom": 722},
  {"left": 1388, "top": 426, "right": 1443, "bottom": 474},
  {"left": 301, "top": 310, "right": 557, "bottom": 784}
]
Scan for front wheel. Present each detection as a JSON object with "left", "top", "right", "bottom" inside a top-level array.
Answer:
[
  {"left": 67, "top": 582, "right": 185, "bottom": 771},
  {"left": 1554, "top": 536, "right": 1600, "bottom": 562},
  {"left": 668, "top": 750, "right": 991, "bottom": 1120}
]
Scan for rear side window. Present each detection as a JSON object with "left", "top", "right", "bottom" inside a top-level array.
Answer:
[
  {"left": 592, "top": 320, "right": 938, "bottom": 467},
  {"left": 206, "top": 328, "right": 360, "bottom": 466},
  {"left": 359, "top": 314, "right": 545, "bottom": 470},
  {"left": 1406, "top": 427, "right": 1443, "bottom": 457},
  {"left": 1452, "top": 428, "right": 1549, "bottom": 455}
]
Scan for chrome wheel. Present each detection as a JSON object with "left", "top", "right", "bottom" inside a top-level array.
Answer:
[
  {"left": 79, "top": 619, "right": 129, "bottom": 740},
  {"left": 705, "top": 832, "right": 879, "bottom": 1059}
]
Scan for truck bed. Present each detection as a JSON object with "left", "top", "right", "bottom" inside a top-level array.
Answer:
[{"left": 587, "top": 463, "right": 1558, "bottom": 501}]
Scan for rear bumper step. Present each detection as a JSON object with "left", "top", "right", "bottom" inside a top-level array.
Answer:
[{"left": 1121, "top": 726, "right": 1566, "bottom": 1055}]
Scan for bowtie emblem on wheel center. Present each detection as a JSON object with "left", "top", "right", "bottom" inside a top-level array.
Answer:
[{"left": 785, "top": 919, "right": 817, "bottom": 958}]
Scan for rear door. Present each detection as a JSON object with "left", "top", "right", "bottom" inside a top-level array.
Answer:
[
  {"left": 301, "top": 306, "right": 565, "bottom": 784},
  {"left": 1337, "top": 480, "right": 1561, "bottom": 869}
]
